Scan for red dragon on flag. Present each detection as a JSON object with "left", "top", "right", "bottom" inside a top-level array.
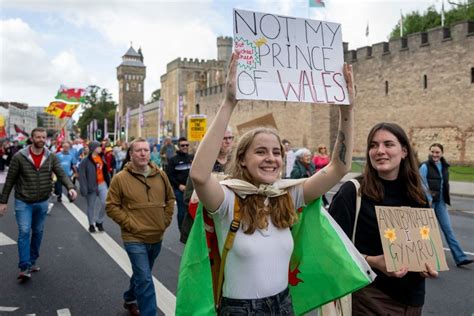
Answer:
[{"left": 55, "top": 85, "right": 87, "bottom": 103}]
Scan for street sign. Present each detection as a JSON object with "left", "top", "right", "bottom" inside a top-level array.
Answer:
[{"left": 187, "top": 115, "right": 207, "bottom": 142}]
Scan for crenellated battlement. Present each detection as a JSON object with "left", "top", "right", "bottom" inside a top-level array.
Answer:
[
  {"left": 345, "top": 20, "right": 473, "bottom": 62},
  {"left": 166, "top": 57, "right": 226, "bottom": 72},
  {"left": 217, "top": 36, "right": 233, "bottom": 43}
]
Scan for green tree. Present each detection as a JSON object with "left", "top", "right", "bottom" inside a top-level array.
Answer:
[
  {"left": 37, "top": 115, "right": 44, "bottom": 128},
  {"left": 390, "top": 2, "right": 474, "bottom": 39},
  {"left": 150, "top": 88, "right": 161, "bottom": 103},
  {"left": 76, "top": 86, "right": 117, "bottom": 140}
]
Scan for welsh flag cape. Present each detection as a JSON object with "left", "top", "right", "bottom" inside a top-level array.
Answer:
[{"left": 176, "top": 197, "right": 375, "bottom": 315}]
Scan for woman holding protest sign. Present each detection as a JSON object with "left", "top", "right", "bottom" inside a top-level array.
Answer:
[
  {"left": 329, "top": 122, "right": 438, "bottom": 315},
  {"left": 189, "top": 49, "right": 355, "bottom": 315}
]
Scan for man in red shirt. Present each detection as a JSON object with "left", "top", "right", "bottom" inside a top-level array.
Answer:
[{"left": 0, "top": 127, "right": 77, "bottom": 281}]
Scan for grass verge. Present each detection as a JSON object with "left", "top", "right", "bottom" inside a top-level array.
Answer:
[{"left": 351, "top": 162, "right": 474, "bottom": 183}]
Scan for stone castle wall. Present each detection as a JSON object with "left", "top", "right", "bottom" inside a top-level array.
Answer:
[{"left": 346, "top": 21, "right": 473, "bottom": 163}]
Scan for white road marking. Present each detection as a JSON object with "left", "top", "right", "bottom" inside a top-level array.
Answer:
[
  {"left": 62, "top": 196, "right": 176, "bottom": 315},
  {"left": 57, "top": 308, "right": 71, "bottom": 315},
  {"left": 0, "top": 306, "right": 19, "bottom": 312},
  {"left": 444, "top": 247, "right": 474, "bottom": 256},
  {"left": 0, "top": 232, "right": 16, "bottom": 246}
]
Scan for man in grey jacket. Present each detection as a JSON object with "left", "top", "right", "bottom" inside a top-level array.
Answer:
[{"left": 0, "top": 127, "right": 77, "bottom": 281}]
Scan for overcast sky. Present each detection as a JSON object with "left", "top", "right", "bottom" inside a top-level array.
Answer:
[{"left": 0, "top": 0, "right": 448, "bottom": 109}]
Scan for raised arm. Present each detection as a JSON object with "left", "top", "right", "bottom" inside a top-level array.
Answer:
[
  {"left": 303, "top": 63, "right": 355, "bottom": 203},
  {"left": 190, "top": 52, "right": 239, "bottom": 211}
]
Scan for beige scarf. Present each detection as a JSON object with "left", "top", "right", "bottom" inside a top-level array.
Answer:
[
  {"left": 189, "top": 176, "right": 307, "bottom": 205},
  {"left": 220, "top": 178, "right": 307, "bottom": 205}
]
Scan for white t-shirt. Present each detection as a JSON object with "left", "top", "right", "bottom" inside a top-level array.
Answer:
[{"left": 212, "top": 184, "right": 305, "bottom": 299}]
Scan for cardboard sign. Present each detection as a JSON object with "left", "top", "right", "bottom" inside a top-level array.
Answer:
[
  {"left": 375, "top": 206, "right": 448, "bottom": 272},
  {"left": 188, "top": 115, "right": 207, "bottom": 142},
  {"left": 233, "top": 8, "right": 349, "bottom": 104},
  {"left": 236, "top": 113, "right": 278, "bottom": 135}
]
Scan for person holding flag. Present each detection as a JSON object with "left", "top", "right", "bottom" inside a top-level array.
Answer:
[{"left": 185, "top": 51, "right": 356, "bottom": 314}]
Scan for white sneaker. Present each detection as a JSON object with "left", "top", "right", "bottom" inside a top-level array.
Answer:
[{"left": 47, "top": 203, "right": 54, "bottom": 214}]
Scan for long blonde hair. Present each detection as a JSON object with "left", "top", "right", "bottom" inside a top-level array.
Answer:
[{"left": 226, "top": 128, "right": 298, "bottom": 234}]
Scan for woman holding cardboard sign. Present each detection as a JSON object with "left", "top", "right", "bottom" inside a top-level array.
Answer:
[
  {"left": 190, "top": 50, "right": 355, "bottom": 315},
  {"left": 329, "top": 122, "right": 438, "bottom": 315}
]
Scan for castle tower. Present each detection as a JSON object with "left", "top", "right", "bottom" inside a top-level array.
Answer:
[
  {"left": 217, "top": 36, "right": 233, "bottom": 63},
  {"left": 117, "top": 46, "right": 146, "bottom": 118}
]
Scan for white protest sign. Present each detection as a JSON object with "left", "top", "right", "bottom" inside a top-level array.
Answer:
[{"left": 233, "top": 8, "right": 348, "bottom": 104}]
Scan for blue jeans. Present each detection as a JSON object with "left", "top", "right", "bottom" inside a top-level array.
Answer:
[
  {"left": 174, "top": 188, "right": 185, "bottom": 231},
  {"left": 219, "top": 287, "right": 294, "bottom": 315},
  {"left": 14, "top": 199, "right": 49, "bottom": 271},
  {"left": 86, "top": 183, "right": 108, "bottom": 225},
  {"left": 124, "top": 241, "right": 162, "bottom": 316},
  {"left": 433, "top": 198, "right": 467, "bottom": 264}
]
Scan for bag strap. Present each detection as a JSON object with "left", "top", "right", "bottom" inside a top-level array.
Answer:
[
  {"left": 348, "top": 179, "right": 361, "bottom": 243},
  {"left": 215, "top": 196, "right": 241, "bottom": 310}
]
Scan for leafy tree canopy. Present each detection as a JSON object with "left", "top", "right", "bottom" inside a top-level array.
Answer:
[
  {"left": 76, "top": 85, "right": 117, "bottom": 140},
  {"left": 149, "top": 88, "right": 161, "bottom": 103},
  {"left": 390, "top": 1, "right": 474, "bottom": 39}
]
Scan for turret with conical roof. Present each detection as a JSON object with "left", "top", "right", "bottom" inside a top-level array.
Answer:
[{"left": 117, "top": 45, "right": 146, "bottom": 119}]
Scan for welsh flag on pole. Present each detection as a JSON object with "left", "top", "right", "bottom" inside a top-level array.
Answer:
[
  {"left": 176, "top": 198, "right": 375, "bottom": 315},
  {"left": 55, "top": 85, "right": 86, "bottom": 103}
]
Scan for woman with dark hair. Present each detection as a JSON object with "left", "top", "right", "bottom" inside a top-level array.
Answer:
[
  {"left": 419, "top": 143, "right": 473, "bottom": 267},
  {"left": 329, "top": 122, "right": 438, "bottom": 315}
]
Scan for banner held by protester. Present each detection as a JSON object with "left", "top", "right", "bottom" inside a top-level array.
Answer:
[{"left": 233, "top": 8, "right": 348, "bottom": 105}]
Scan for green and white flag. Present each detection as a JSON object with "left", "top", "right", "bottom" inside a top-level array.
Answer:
[
  {"left": 289, "top": 199, "right": 375, "bottom": 314},
  {"left": 176, "top": 202, "right": 215, "bottom": 315},
  {"left": 176, "top": 198, "right": 375, "bottom": 315}
]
